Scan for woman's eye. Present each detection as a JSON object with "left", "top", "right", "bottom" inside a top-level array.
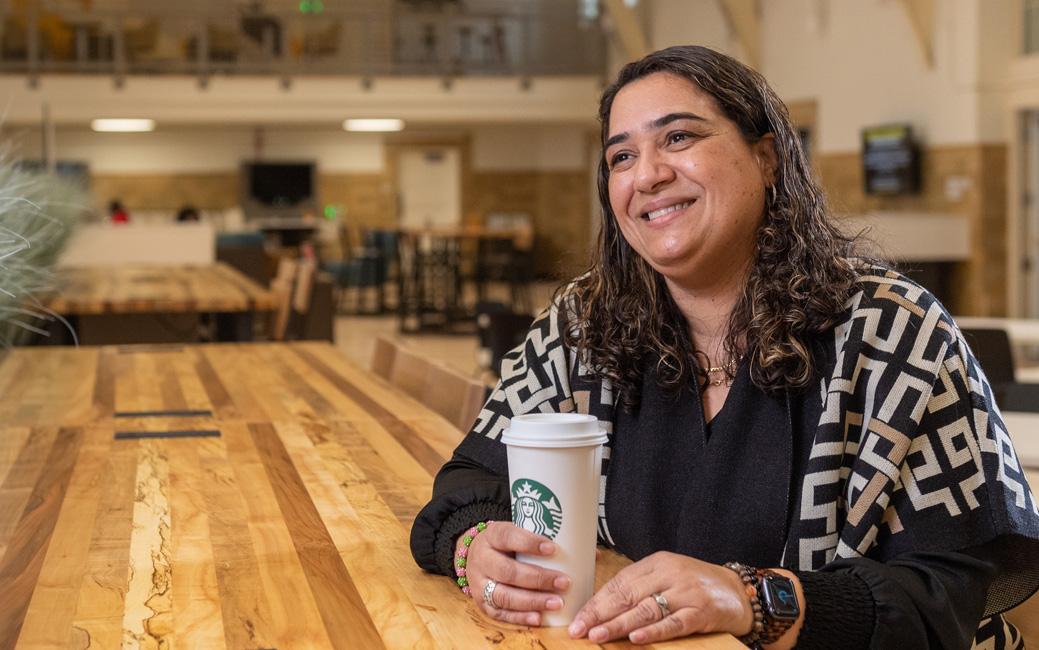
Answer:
[
  {"left": 609, "top": 152, "right": 632, "bottom": 168},
  {"left": 667, "top": 131, "right": 691, "bottom": 144}
]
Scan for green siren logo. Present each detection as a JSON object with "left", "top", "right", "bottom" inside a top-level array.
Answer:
[{"left": 511, "top": 479, "right": 563, "bottom": 539}]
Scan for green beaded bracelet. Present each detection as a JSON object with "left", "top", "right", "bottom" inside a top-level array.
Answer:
[{"left": 455, "top": 520, "right": 492, "bottom": 595}]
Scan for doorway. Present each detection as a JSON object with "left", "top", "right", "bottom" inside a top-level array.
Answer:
[{"left": 396, "top": 146, "right": 462, "bottom": 229}]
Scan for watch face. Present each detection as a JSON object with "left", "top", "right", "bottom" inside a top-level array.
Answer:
[{"left": 761, "top": 576, "right": 800, "bottom": 620}]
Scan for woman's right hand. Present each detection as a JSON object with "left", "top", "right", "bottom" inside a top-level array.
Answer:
[{"left": 459, "top": 522, "right": 572, "bottom": 626}]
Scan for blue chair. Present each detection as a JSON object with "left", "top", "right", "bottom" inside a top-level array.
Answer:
[{"left": 322, "top": 228, "right": 397, "bottom": 314}]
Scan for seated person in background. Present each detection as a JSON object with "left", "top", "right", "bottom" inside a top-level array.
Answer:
[
  {"left": 411, "top": 45, "right": 1039, "bottom": 650},
  {"left": 176, "top": 205, "right": 200, "bottom": 222},
  {"left": 109, "top": 200, "right": 129, "bottom": 224}
]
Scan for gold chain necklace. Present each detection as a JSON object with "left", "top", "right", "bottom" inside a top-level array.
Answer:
[{"left": 705, "top": 356, "right": 741, "bottom": 387}]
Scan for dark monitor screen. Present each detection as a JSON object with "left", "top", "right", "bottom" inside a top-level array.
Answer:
[
  {"left": 247, "top": 163, "right": 314, "bottom": 207},
  {"left": 862, "top": 125, "right": 920, "bottom": 195}
]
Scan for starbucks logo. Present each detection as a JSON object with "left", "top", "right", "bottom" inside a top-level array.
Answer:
[{"left": 511, "top": 479, "right": 563, "bottom": 539}]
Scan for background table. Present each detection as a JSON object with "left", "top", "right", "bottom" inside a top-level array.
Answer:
[
  {"left": 397, "top": 226, "right": 534, "bottom": 334},
  {"left": 0, "top": 342, "right": 740, "bottom": 650},
  {"left": 40, "top": 262, "right": 276, "bottom": 344}
]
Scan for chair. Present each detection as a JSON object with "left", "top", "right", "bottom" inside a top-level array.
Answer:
[
  {"left": 303, "top": 21, "right": 341, "bottom": 58},
  {"left": 2, "top": 17, "right": 28, "bottom": 61},
  {"left": 323, "top": 226, "right": 396, "bottom": 315},
  {"left": 267, "top": 257, "right": 333, "bottom": 342},
  {"left": 216, "top": 231, "right": 271, "bottom": 286},
  {"left": 962, "top": 328, "right": 1016, "bottom": 385},
  {"left": 388, "top": 344, "right": 434, "bottom": 402},
  {"left": 961, "top": 327, "right": 1039, "bottom": 413},
  {"left": 206, "top": 24, "right": 239, "bottom": 62},
  {"left": 270, "top": 258, "right": 297, "bottom": 341},
  {"left": 476, "top": 301, "right": 534, "bottom": 376},
  {"left": 1006, "top": 594, "right": 1039, "bottom": 650},
  {"left": 371, "top": 334, "right": 399, "bottom": 380},
  {"left": 425, "top": 361, "right": 491, "bottom": 431},
  {"left": 476, "top": 236, "right": 536, "bottom": 314},
  {"left": 122, "top": 18, "right": 159, "bottom": 63}
]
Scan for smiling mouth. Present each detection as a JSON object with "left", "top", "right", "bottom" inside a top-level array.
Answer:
[{"left": 644, "top": 201, "right": 692, "bottom": 221}]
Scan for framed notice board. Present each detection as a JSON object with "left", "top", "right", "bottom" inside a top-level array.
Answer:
[{"left": 862, "top": 124, "right": 921, "bottom": 195}]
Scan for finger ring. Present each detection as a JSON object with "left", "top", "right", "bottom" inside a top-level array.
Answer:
[
  {"left": 651, "top": 592, "right": 670, "bottom": 618},
  {"left": 483, "top": 579, "right": 498, "bottom": 608}
]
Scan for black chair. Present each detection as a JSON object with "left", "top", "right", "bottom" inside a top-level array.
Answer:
[
  {"left": 961, "top": 327, "right": 1039, "bottom": 413},
  {"left": 216, "top": 231, "right": 271, "bottom": 286},
  {"left": 476, "top": 237, "right": 536, "bottom": 314},
  {"left": 476, "top": 301, "right": 534, "bottom": 376}
]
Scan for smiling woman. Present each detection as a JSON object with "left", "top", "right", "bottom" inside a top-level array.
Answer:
[
  {"left": 603, "top": 72, "right": 776, "bottom": 315},
  {"left": 410, "top": 45, "right": 1039, "bottom": 650}
]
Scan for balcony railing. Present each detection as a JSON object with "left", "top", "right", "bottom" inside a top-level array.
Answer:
[{"left": 0, "top": 0, "right": 608, "bottom": 80}]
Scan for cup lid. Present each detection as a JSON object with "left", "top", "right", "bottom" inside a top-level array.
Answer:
[{"left": 501, "top": 413, "right": 607, "bottom": 448}]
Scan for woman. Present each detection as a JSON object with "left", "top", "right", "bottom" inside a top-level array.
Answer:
[{"left": 410, "top": 45, "right": 1039, "bottom": 649}]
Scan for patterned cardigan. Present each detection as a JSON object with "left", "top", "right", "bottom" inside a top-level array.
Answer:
[{"left": 464, "top": 267, "right": 1039, "bottom": 649}]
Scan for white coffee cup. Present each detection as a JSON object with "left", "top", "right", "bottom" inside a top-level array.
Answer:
[{"left": 501, "top": 413, "right": 607, "bottom": 627}]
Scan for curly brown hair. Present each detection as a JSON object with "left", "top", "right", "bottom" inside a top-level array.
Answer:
[{"left": 561, "top": 45, "right": 859, "bottom": 409}]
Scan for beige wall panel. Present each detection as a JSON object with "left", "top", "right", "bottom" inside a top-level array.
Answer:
[
  {"left": 321, "top": 173, "right": 396, "bottom": 230},
  {"left": 536, "top": 172, "right": 593, "bottom": 279},
  {"left": 972, "top": 145, "right": 1008, "bottom": 316},
  {"left": 469, "top": 171, "right": 591, "bottom": 279},
  {"left": 817, "top": 144, "right": 1008, "bottom": 316},
  {"left": 92, "top": 174, "right": 239, "bottom": 211}
]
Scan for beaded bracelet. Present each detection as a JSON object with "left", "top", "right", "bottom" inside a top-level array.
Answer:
[
  {"left": 724, "top": 561, "right": 764, "bottom": 647},
  {"left": 455, "top": 521, "right": 493, "bottom": 594}
]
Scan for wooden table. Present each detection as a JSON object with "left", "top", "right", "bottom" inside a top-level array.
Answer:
[
  {"left": 40, "top": 263, "right": 276, "bottom": 344},
  {"left": 0, "top": 342, "right": 741, "bottom": 650}
]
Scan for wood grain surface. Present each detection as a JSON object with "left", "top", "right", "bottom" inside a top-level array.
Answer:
[
  {"left": 0, "top": 342, "right": 742, "bottom": 650},
  {"left": 41, "top": 263, "right": 276, "bottom": 315}
]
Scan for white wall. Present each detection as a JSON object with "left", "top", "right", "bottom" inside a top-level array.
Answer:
[
  {"left": 0, "top": 74, "right": 602, "bottom": 126},
  {"left": 648, "top": 0, "right": 1007, "bottom": 152},
  {"left": 650, "top": 0, "right": 744, "bottom": 60},
  {"left": 765, "top": 0, "right": 986, "bottom": 151}
]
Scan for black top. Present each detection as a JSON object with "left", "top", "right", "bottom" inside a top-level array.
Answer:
[{"left": 606, "top": 357, "right": 792, "bottom": 567}]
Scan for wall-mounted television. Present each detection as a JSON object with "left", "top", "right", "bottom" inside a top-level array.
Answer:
[
  {"left": 240, "top": 161, "right": 319, "bottom": 223},
  {"left": 862, "top": 125, "right": 921, "bottom": 195}
]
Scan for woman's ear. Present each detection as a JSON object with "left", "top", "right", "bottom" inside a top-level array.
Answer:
[{"left": 754, "top": 133, "right": 779, "bottom": 186}]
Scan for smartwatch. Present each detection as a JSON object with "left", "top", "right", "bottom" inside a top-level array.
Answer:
[{"left": 756, "top": 569, "right": 800, "bottom": 645}]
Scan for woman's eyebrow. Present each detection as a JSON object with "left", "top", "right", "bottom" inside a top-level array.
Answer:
[
  {"left": 651, "top": 112, "right": 707, "bottom": 129},
  {"left": 605, "top": 112, "right": 707, "bottom": 150}
]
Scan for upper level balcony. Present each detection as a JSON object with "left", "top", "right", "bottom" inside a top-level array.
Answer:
[{"left": 0, "top": 0, "right": 609, "bottom": 83}]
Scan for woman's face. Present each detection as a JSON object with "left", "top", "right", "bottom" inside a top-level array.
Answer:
[{"left": 604, "top": 72, "right": 777, "bottom": 291}]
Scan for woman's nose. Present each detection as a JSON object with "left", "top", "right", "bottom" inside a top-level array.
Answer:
[{"left": 633, "top": 151, "right": 675, "bottom": 192}]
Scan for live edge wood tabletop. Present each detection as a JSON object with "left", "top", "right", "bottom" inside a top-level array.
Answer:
[{"left": 0, "top": 342, "right": 741, "bottom": 650}]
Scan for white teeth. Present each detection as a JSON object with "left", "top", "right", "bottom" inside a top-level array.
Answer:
[{"left": 646, "top": 201, "right": 690, "bottom": 220}]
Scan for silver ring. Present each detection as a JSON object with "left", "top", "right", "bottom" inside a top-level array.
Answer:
[
  {"left": 651, "top": 592, "right": 670, "bottom": 618},
  {"left": 483, "top": 579, "right": 498, "bottom": 608}
]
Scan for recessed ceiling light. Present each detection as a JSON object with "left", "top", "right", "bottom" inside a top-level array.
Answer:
[
  {"left": 91, "top": 119, "right": 156, "bottom": 132},
  {"left": 343, "top": 118, "right": 405, "bottom": 132}
]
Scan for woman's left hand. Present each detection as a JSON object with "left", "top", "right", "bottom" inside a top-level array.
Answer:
[{"left": 567, "top": 551, "right": 753, "bottom": 645}]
